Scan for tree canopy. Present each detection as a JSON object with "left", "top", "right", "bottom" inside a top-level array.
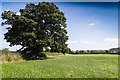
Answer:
[{"left": 2, "top": 2, "right": 69, "bottom": 60}]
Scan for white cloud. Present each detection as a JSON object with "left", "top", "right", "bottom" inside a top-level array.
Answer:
[
  {"left": 16, "top": 12, "right": 21, "bottom": 15},
  {"left": 104, "top": 38, "right": 118, "bottom": 49},
  {"left": 80, "top": 40, "right": 96, "bottom": 44},
  {"left": 66, "top": 41, "right": 77, "bottom": 44},
  {"left": 89, "top": 23, "right": 95, "bottom": 26},
  {"left": 104, "top": 38, "right": 118, "bottom": 43},
  {"left": 0, "top": 40, "right": 10, "bottom": 49},
  {"left": 0, "top": 40, "right": 22, "bottom": 51},
  {"left": 67, "top": 40, "right": 96, "bottom": 45}
]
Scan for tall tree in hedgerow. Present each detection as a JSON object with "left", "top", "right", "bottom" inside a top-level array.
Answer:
[{"left": 1, "top": 2, "right": 69, "bottom": 60}]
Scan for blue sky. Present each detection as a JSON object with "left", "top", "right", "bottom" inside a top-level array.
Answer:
[{"left": 0, "top": 2, "right": 118, "bottom": 51}]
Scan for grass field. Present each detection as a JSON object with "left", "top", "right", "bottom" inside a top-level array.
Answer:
[{"left": 1, "top": 54, "right": 118, "bottom": 78}]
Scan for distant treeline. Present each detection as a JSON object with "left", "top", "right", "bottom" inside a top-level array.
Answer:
[
  {"left": 69, "top": 50, "right": 119, "bottom": 54},
  {"left": 44, "top": 47, "right": 120, "bottom": 54}
]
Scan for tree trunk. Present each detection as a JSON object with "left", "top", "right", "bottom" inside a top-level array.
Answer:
[{"left": 34, "top": 45, "right": 43, "bottom": 59}]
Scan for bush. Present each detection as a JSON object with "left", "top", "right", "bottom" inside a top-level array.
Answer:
[
  {"left": 1, "top": 53, "right": 23, "bottom": 63},
  {"left": 1, "top": 50, "right": 23, "bottom": 63},
  {"left": 38, "top": 53, "right": 47, "bottom": 60},
  {"left": 75, "top": 50, "right": 79, "bottom": 54}
]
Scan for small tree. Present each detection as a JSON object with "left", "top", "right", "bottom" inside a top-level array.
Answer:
[
  {"left": 86, "top": 50, "right": 90, "bottom": 54},
  {"left": 75, "top": 50, "right": 79, "bottom": 54},
  {"left": 70, "top": 50, "right": 74, "bottom": 54},
  {"left": 79, "top": 50, "right": 85, "bottom": 54},
  {"left": 99, "top": 50, "right": 106, "bottom": 54},
  {"left": 105, "top": 50, "right": 109, "bottom": 54},
  {"left": 108, "top": 50, "right": 113, "bottom": 54}
]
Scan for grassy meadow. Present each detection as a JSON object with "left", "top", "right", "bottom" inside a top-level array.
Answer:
[{"left": 1, "top": 54, "right": 118, "bottom": 78}]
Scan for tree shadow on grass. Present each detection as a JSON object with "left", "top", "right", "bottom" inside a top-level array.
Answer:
[
  {"left": 40, "top": 57, "right": 57, "bottom": 60},
  {"left": 25, "top": 56, "right": 56, "bottom": 61},
  {"left": 46, "top": 57, "right": 56, "bottom": 59}
]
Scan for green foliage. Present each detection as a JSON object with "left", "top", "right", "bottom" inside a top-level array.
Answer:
[
  {"left": 86, "top": 50, "right": 90, "bottom": 54},
  {"left": 45, "top": 48, "right": 50, "bottom": 52},
  {"left": 79, "top": 50, "right": 85, "bottom": 54},
  {"left": 99, "top": 50, "right": 106, "bottom": 54},
  {"left": 91, "top": 50, "right": 99, "bottom": 53},
  {"left": 2, "top": 54, "right": 118, "bottom": 78},
  {"left": 44, "top": 52, "right": 64, "bottom": 56},
  {"left": 70, "top": 50, "right": 74, "bottom": 54},
  {"left": 2, "top": 2, "right": 68, "bottom": 60},
  {"left": 75, "top": 50, "right": 79, "bottom": 54},
  {"left": 71, "top": 50, "right": 118, "bottom": 54}
]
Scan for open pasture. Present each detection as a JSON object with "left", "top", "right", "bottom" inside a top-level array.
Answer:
[{"left": 2, "top": 54, "right": 118, "bottom": 78}]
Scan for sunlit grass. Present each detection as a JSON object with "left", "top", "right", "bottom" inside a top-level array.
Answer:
[{"left": 2, "top": 54, "right": 118, "bottom": 78}]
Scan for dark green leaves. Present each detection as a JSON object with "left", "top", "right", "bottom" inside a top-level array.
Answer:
[{"left": 2, "top": 2, "right": 69, "bottom": 59}]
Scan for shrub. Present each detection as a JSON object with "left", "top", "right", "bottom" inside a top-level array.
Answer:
[
  {"left": 1, "top": 50, "right": 23, "bottom": 63},
  {"left": 75, "top": 50, "right": 79, "bottom": 54},
  {"left": 38, "top": 53, "right": 47, "bottom": 60}
]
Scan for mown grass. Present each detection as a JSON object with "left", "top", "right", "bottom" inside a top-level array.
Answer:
[{"left": 2, "top": 54, "right": 118, "bottom": 78}]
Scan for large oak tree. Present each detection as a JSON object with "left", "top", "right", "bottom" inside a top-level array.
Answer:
[{"left": 2, "top": 2, "right": 69, "bottom": 60}]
